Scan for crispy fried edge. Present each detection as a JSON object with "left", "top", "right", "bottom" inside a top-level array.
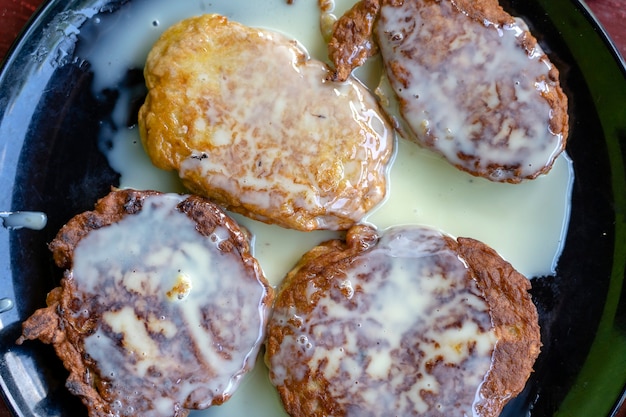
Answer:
[
  {"left": 17, "top": 188, "right": 273, "bottom": 417},
  {"left": 453, "top": 236, "right": 542, "bottom": 416},
  {"left": 266, "top": 227, "right": 541, "bottom": 417},
  {"left": 327, "top": 0, "right": 381, "bottom": 82},
  {"left": 265, "top": 225, "right": 377, "bottom": 417},
  {"left": 327, "top": 0, "right": 569, "bottom": 153}
]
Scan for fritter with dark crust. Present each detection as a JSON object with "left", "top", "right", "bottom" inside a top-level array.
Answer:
[
  {"left": 265, "top": 224, "right": 541, "bottom": 417},
  {"left": 18, "top": 189, "right": 274, "bottom": 417},
  {"left": 328, "top": 0, "right": 569, "bottom": 183}
]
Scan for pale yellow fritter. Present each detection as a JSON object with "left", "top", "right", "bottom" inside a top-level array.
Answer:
[{"left": 138, "top": 14, "right": 394, "bottom": 231}]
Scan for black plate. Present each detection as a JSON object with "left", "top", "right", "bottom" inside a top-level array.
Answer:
[{"left": 1, "top": 0, "right": 625, "bottom": 416}]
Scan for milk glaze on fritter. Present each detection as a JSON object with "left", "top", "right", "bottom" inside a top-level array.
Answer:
[
  {"left": 138, "top": 14, "right": 394, "bottom": 232},
  {"left": 17, "top": 189, "right": 274, "bottom": 417},
  {"left": 265, "top": 225, "right": 541, "bottom": 417},
  {"left": 328, "top": 0, "right": 569, "bottom": 183}
]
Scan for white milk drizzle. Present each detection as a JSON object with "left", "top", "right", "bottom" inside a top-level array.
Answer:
[
  {"left": 0, "top": 211, "right": 48, "bottom": 230},
  {"left": 0, "top": 211, "right": 47, "bottom": 230},
  {"left": 376, "top": 1, "right": 566, "bottom": 181},
  {"left": 269, "top": 226, "right": 498, "bottom": 416},
  {"left": 73, "top": 193, "right": 270, "bottom": 416},
  {"left": 72, "top": 0, "right": 574, "bottom": 415}
]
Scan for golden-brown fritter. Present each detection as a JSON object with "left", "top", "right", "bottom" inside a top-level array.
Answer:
[
  {"left": 138, "top": 14, "right": 394, "bottom": 231},
  {"left": 328, "top": 0, "right": 568, "bottom": 183},
  {"left": 265, "top": 224, "right": 541, "bottom": 417},
  {"left": 17, "top": 189, "right": 274, "bottom": 417}
]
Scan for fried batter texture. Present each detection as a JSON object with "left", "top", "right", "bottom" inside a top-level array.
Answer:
[{"left": 139, "top": 14, "right": 394, "bottom": 231}]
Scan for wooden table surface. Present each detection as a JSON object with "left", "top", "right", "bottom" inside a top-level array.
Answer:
[{"left": 0, "top": 0, "right": 625, "bottom": 416}]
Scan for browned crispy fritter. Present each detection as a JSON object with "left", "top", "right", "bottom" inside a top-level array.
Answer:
[
  {"left": 328, "top": 0, "right": 569, "bottom": 183},
  {"left": 327, "top": 0, "right": 529, "bottom": 82},
  {"left": 265, "top": 225, "right": 540, "bottom": 417},
  {"left": 18, "top": 189, "right": 273, "bottom": 417}
]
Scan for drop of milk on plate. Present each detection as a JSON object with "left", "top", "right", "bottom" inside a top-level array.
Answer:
[
  {"left": 0, "top": 211, "right": 47, "bottom": 230},
  {"left": 75, "top": 0, "right": 574, "bottom": 416}
]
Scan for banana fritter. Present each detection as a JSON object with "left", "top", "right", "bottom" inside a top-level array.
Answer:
[
  {"left": 139, "top": 14, "right": 394, "bottom": 231},
  {"left": 328, "top": 0, "right": 568, "bottom": 183},
  {"left": 18, "top": 189, "right": 274, "bottom": 417},
  {"left": 266, "top": 225, "right": 541, "bottom": 417}
]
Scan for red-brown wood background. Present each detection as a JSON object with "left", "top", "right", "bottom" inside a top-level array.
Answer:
[{"left": 0, "top": 0, "right": 624, "bottom": 416}]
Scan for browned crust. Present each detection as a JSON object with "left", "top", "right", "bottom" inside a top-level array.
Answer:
[
  {"left": 49, "top": 188, "right": 256, "bottom": 270},
  {"left": 49, "top": 189, "right": 160, "bottom": 269},
  {"left": 18, "top": 189, "right": 271, "bottom": 417},
  {"left": 265, "top": 225, "right": 378, "bottom": 417},
  {"left": 458, "top": 0, "right": 570, "bottom": 148},
  {"left": 269, "top": 225, "right": 377, "bottom": 318},
  {"left": 266, "top": 226, "right": 541, "bottom": 417},
  {"left": 327, "top": 0, "right": 569, "bottom": 158},
  {"left": 428, "top": 0, "right": 569, "bottom": 147},
  {"left": 326, "top": 0, "right": 381, "bottom": 82},
  {"left": 453, "top": 237, "right": 542, "bottom": 415},
  {"left": 17, "top": 281, "right": 140, "bottom": 417}
]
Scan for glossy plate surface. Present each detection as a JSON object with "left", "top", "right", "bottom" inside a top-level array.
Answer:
[{"left": 0, "top": 0, "right": 625, "bottom": 416}]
